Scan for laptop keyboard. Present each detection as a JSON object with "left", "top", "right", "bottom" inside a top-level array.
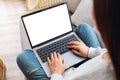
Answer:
[{"left": 36, "top": 34, "right": 79, "bottom": 63}]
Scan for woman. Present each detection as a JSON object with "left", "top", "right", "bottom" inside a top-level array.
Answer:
[
  {"left": 17, "top": 0, "right": 118, "bottom": 80},
  {"left": 18, "top": 23, "right": 109, "bottom": 80},
  {"left": 93, "top": 0, "right": 120, "bottom": 79}
]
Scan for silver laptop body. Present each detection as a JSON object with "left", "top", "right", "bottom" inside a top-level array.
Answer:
[{"left": 21, "top": 3, "right": 86, "bottom": 77}]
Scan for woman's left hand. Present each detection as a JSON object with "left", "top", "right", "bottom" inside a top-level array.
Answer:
[{"left": 47, "top": 52, "right": 66, "bottom": 75}]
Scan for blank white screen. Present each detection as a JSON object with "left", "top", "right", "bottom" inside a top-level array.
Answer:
[{"left": 23, "top": 4, "right": 72, "bottom": 47}]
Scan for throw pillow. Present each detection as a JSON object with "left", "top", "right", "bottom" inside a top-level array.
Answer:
[
  {"left": 65, "top": 0, "right": 81, "bottom": 13},
  {"left": 71, "top": 0, "right": 93, "bottom": 27},
  {"left": 26, "top": 0, "right": 81, "bottom": 13},
  {"left": 26, "top": 0, "right": 64, "bottom": 10}
]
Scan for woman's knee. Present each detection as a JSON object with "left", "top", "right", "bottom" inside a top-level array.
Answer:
[
  {"left": 75, "top": 23, "right": 93, "bottom": 32},
  {"left": 16, "top": 49, "right": 33, "bottom": 64}
]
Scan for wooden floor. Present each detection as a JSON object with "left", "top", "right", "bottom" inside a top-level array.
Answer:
[{"left": 0, "top": 0, "right": 26, "bottom": 80}]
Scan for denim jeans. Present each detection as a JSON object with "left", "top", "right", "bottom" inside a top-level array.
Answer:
[{"left": 17, "top": 24, "right": 100, "bottom": 80}]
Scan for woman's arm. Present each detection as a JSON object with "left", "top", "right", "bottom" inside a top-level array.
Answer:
[
  {"left": 48, "top": 41, "right": 107, "bottom": 80},
  {"left": 67, "top": 41, "right": 107, "bottom": 58},
  {"left": 50, "top": 74, "right": 64, "bottom": 80},
  {"left": 88, "top": 47, "right": 107, "bottom": 58}
]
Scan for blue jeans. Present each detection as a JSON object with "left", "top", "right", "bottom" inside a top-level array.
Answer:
[{"left": 17, "top": 24, "right": 100, "bottom": 80}]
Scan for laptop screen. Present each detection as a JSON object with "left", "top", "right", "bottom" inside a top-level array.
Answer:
[{"left": 22, "top": 3, "right": 72, "bottom": 47}]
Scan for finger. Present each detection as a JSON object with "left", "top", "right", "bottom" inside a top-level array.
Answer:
[
  {"left": 67, "top": 45, "right": 79, "bottom": 50},
  {"left": 53, "top": 52, "right": 57, "bottom": 60},
  {"left": 57, "top": 53, "right": 62, "bottom": 61},
  {"left": 50, "top": 53, "right": 54, "bottom": 61},
  {"left": 71, "top": 49, "right": 80, "bottom": 55},
  {"left": 47, "top": 57, "right": 51, "bottom": 65},
  {"left": 68, "top": 41, "right": 80, "bottom": 46}
]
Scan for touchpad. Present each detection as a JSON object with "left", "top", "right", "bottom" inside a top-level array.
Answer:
[{"left": 61, "top": 51, "right": 86, "bottom": 69}]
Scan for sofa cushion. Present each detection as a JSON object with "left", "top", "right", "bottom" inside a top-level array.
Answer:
[
  {"left": 26, "top": 0, "right": 81, "bottom": 13},
  {"left": 71, "top": 0, "right": 93, "bottom": 27}
]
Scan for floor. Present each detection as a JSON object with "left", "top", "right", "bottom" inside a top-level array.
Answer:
[{"left": 0, "top": 0, "right": 26, "bottom": 80}]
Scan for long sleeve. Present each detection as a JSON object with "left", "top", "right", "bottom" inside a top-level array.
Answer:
[
  {"left": 50, "top": 74, "right": 64, "bottom": 80},
  {"left": 88, "top": 47, "right": 107, "bottom": 58}
]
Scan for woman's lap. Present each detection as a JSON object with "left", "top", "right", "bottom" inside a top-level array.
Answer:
[
  {"left": 74, "top": 23, "right": 100, "bottom": 47},
  {"left": 17, "top": 24, "right": 100, "bottom": 80}
]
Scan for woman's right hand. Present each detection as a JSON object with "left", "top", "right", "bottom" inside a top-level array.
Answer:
[
  {"left": 47, "top": 52, "right": 65, "bottom": 75},
  {"left": 67, "top": 41, "right": 89, "bottom": 57}
]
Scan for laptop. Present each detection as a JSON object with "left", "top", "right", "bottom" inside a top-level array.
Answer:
[{"left": 21, "top": 2, "right": 86, "bottom": 77}]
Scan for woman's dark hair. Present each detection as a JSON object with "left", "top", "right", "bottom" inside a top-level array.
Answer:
[{"left": 93, "top": 0, "right": 120, "bottom": 80}]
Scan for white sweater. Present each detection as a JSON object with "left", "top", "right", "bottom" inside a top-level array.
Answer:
[{"left": 50, "top": 47, "right": 116, "bottom": 80}]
